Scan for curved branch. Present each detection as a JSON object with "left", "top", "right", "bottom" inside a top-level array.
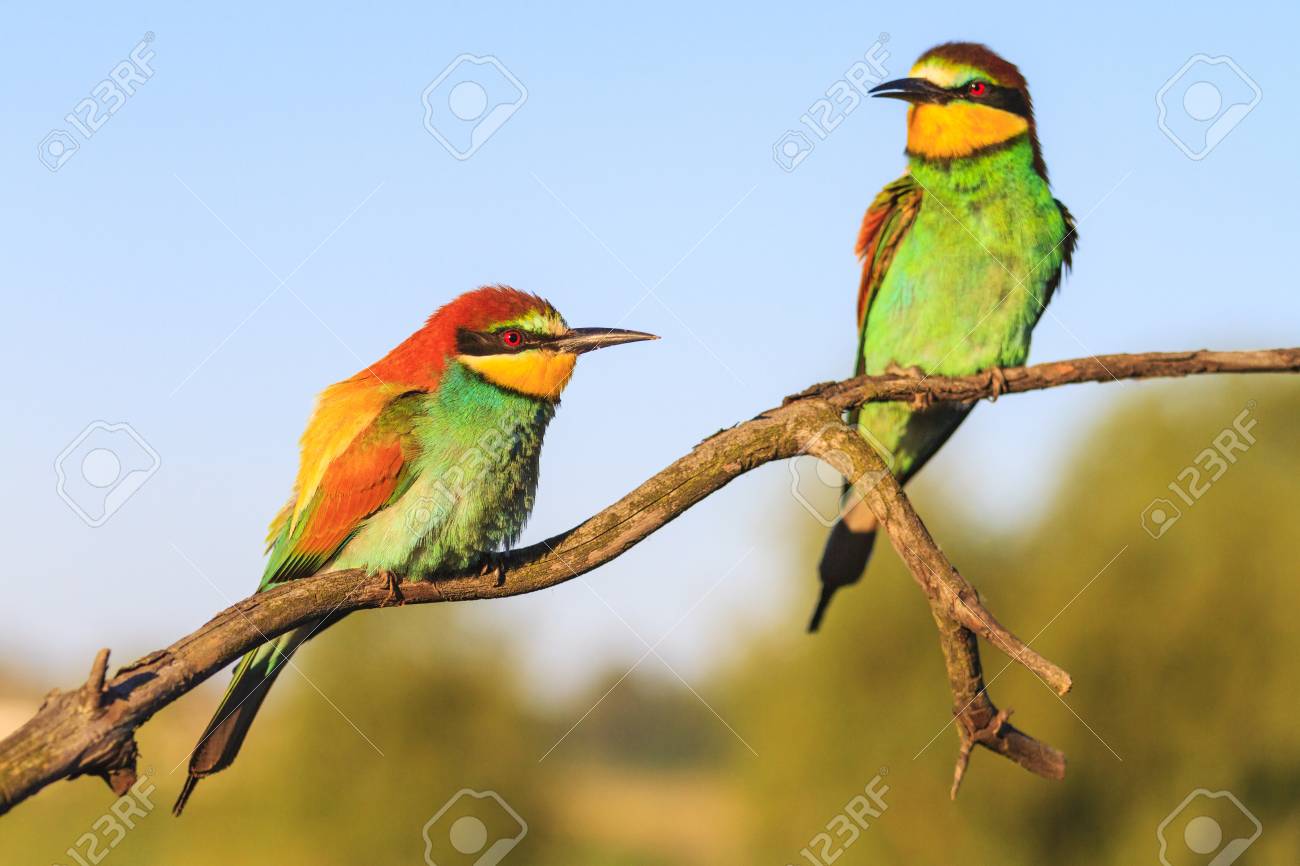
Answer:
[{"left": 1, "top": 347, "right": 1296, "bottom": 815}]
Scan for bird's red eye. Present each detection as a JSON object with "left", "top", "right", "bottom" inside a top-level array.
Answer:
[
  {"left": 967, "top": 81, "right": 987, "bottom": 97},
  {"left": 501, "top": 329, "right": 524, "bottom": 347}
]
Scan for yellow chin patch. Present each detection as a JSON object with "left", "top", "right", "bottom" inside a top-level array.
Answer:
[
  {"left": 460, "top": 351, "right": 577, "bottom": 400},
  {"left": 907, "top": 102, "right": 1029, "bottom": 160}
]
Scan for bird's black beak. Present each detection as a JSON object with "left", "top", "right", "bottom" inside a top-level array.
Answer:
[
  {"left": 869, "top": 77, "right": 953, "bottom": 105},
  {"left": 550, "top": 327, "right": 659, "bottom": 354}
]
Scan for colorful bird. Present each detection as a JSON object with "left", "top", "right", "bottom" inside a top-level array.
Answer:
[
  {"left": 174, "top": 286, "right": 655, "bottom": 814},
  {"left": 810, "top": 43, "right": 1076, "bottom": 631}
]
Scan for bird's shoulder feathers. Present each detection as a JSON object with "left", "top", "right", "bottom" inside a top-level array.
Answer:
[
  {"left": 854, "top": 174, "right": 924, "bottom": 367},
  {"left": 262, "top": 376, "right": 419, "bottom": 585}
]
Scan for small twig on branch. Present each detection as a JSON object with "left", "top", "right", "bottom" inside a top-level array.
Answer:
[
  {"left": 81, "top": 649, "right": 110, "bottom": 713},
  {"left": 1, "top": 347, "right": 1296, "bottom": 817},
  {"left": 952, "top": 707, "right": 1012, "bottom": 799}
]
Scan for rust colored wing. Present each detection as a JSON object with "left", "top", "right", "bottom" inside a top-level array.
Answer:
[{"left": 261, "top": 389, "right": 416, "bottom": 587}]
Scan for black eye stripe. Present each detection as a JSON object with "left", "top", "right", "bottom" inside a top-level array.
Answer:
[
  {"left": 456, "top": 327, "right": 548, "bottom": 356},
  {"left": 947, "top": 80, "right": 1030, "bottom": 118}
]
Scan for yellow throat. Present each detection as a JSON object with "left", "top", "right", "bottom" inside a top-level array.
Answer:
[
  {"left": 906, "top": 102, "right": 1028, "bottom": 160},
  {"left": 460, "top": 351, "right": 577, "bottom": 400}
]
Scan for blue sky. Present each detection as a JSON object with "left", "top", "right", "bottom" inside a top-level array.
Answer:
[{"left": 2, "top": 0, "right": 1296, "bottom": 697}]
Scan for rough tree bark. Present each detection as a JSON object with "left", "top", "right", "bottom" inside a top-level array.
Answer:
[{"left": 1, "top": 347, "right": 1297, "bottom": 816}]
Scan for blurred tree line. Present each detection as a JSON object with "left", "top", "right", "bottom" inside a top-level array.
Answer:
[{"left": 2, "top": 378, "right": 1297, "bottom": 864}]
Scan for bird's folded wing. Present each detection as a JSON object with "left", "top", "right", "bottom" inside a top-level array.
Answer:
[
  {"left": 855, "top": 174, "right": 924, "bottom": 348},
  {"left": 262, "top": 381, "right": 417, "bottom": 586},
  {"left": 1042, "top": 198, "right": 1078, "bottom": 307}
]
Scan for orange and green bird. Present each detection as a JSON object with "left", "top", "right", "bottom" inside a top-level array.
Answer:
[
  {"left": 173, "top": 286, "right": 655, "bottom": 814},
  {"left": 810, "top": 42, "right": 1076, "bottom": 631}
]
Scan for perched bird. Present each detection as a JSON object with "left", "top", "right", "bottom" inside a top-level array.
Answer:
[
  {"left": 810, "top": 42, "right": 1075, "bottom": 631},
  {"left": 174, "top": 286, "right": 655, "bottom": 814}
]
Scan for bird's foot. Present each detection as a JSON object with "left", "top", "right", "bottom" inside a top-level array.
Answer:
[
  {"left": 983, "top": 366, "right": 1009, "bottom": 402},
  {"left": 885, "top": 362, "right": 927, "bottom": 379},
  {"left": 478, "top": 552, "right": 508, "bottom": 587},
  {"left": 886, "top": 363, "right": 933, "bottom": 411},
  {"left": 379, "top": 569, "right": 403, "bottom": 605}
]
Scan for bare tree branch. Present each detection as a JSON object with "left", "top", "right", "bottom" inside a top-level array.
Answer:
[
  {"left": 790, "top": 347, "right": 1300, "bottom": 409},
  {"left": 1, "top": 347, "right": 1296, "bottom": 816},
  {"left": 804, "top": 419, "right": 1068, "bottom": 794}
]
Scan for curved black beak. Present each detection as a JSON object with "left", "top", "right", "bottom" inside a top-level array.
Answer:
[
  {"left": 869, "top": 77, "right": 954, "bottom": 105},
  {"left": 550, "top": 327, "right": 659, "bottom": 354}
]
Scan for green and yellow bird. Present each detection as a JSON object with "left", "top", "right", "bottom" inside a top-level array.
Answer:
[
  {"left": 810, "top": 42, "right": 1076, "bottom": 631},
  {"left": 174, "top": 286, "right": 655, "bottom": 814}
]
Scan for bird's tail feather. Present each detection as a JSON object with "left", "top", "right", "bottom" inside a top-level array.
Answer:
[
  {"left": 172, "top": 623, "right": 317, "bottom": 816},
  {"left": 810, "top": 515, "right": 877, "bottom": 632}
]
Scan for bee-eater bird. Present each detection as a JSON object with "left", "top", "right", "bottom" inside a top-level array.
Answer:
[
  {"left": 173, "top": 286, "right": 656, "bottom": 814},
  {"left": 810, "top": 42, "right": 1075, "bottom": 631}
]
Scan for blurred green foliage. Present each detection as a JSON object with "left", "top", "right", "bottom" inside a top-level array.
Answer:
[{"left": 2, "top": 379, "right": 1297, "bottom": 864}]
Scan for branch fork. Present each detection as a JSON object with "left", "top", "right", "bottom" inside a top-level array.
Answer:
[{"left": 953, "top": 707, "right": 1012, "bottom": 798}]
